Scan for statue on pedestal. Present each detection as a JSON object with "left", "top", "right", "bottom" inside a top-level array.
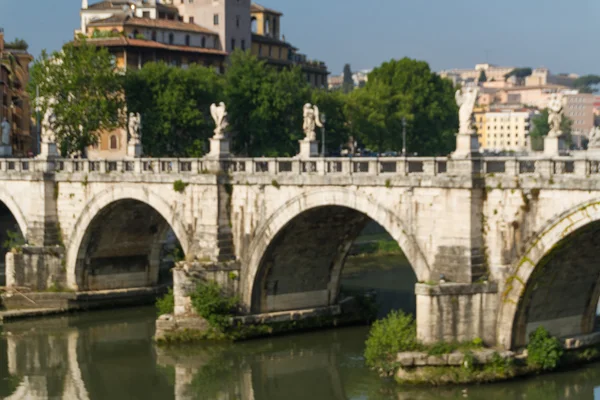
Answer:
[
  {"left": 589, "top": 126, "right": 600, "bottom": 149},
  {"left": 547, "top": 93, "right": 565, "bottom": 138},
  {"left": 41, "top": 104, "right": 57, "bottom": 144},
  {"left": 1, "top": 118, "right": 10, "bottom": 146},
  {"left": 455, "top": 87, "right": 479, "bottom": 134},
  {"left": 302, "top": 103, "right": 323, "bottom": 141},
  {"left": 210, "top": 102, "right": 229, "bottom": 140},
  {"left": 128, "top": 112, "right": 142, "bottom": 144}
]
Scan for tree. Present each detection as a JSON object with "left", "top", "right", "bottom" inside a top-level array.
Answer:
[
  {"left": 311, "top": 89, "right": 351, "bottom": 155},
  {"left": 224, "top": 50, "right": 310, "bottom": 156},
  {"left": 346, "top": 58, "right": 458, "bottom": 156},
  {"left": 28, "top": 41, "right": 125, "bottom": 156},
  {"left": 504, "top": 67, "right": 533, "bottom": 82},
  {"left": 530, "top": 109, "right": 573, "bottom": 151},
  {"left": 574, "top": 74, "right": 600, "bottom": 93},
  {"left": 124, "top": 62, "right": 223, "bottom": 157},
  {"left": 342, "top": 63, "right": 354, "bottom": 93},
  {"left": 478, "top": 70, "right": 487, "bottom": 83},
  {"left": 4, "top": 38, "right": 28, "bottom": 51}
]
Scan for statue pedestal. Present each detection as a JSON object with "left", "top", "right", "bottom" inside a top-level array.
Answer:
[
  {"left": 38, "top": 142, "right": 59, "bottom": 159},
  {"left": 207, "top": 137, "right": 230, "bottom": 159},
  {"left": 0, "top": 145, "right": 12, "bottom": 157},
  {"left": 127, "top": 141, "right": 143, "bottom": 158},
  {"left": 451, "top": 133, "right": 480, "bottom": 159},
  {"left": 298, "top": 139, "right": 319, "bottom": 159},
  {"left": 544, "top": 136, "right": 567, "bottom": 157}
]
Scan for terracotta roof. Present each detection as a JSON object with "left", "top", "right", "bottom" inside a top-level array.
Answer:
[
  {"left": 126, "top": 17, "right": 218, "bottom": 34},
  {"left": 88, "top": 15, "right": 217, "bottom": 35},
  {"left": 85, "top": 37, "right": 227, "bottom": 55},
  {"left": 251, "top": 3, "right": 283, "bottom": 16},
  {"left": 88, "top": 1, "right": 133, "bottom": 10}
]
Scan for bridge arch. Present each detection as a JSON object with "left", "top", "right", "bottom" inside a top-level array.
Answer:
[
  {"left": 66, "top": 187, "right": 190, "bottom": 291},
  {"left": 498, "top": 199, "right": 600, "bottom": 349},
  {"left": 240, "top": 188, "right": 430, "bottom": 313},
  {"left": 0, "top": 188, "right": 28, "bottom": 240}
]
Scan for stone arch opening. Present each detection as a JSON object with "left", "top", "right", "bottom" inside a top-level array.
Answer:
[
  {"left": 248, "top": 205, "right": 418, "bottom": 315},
  {"left": 73, "top": 199, "right": 184, "bottom": 291},
  {"left": 0, "top": 201, "right": 24, "bottom": 287},
  {"left": 510, "top": 221, "right": 600, "bottom": 348}
]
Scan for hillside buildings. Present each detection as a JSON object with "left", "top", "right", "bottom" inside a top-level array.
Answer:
[
  {"left": 0, "top": 28, "right": 34, "bottom": 156},
  {"left": 475, "top": 108, "right": 536, "bottom": 152}
]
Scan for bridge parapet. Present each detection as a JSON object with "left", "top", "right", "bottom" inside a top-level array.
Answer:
[{"left": 0, "top": 156, "right": 599, "bottom": 179}]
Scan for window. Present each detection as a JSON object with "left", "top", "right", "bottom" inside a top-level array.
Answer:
[
  {"left": 231, "top": 39, "right": 236, "bottom": 50},
  {"left": 169, "top": 33, "right": 174, "bottom": 44},
  {"left": 201, "top": 36, "right": 206, "bottom": 48},
  {"left": 110, "top": 135, "right": 118, "bottom": 150},
  {"left": 143, "top": 11, "right": 150, "bottom": 18},
  {"left": 241, "top": 39, "right": 246, "bottom": 50},
  {"left": 251, "top": 17, "right": 257, "bottom": 33},
  {"left": 151, "top": 31, "right": 157, "bottom": 41},
  {"left": 185, "top": 35, "right": 190, "bottom": 46},
  {"left": 264, "top": 18, "right": 270, "bottom": 35},
  {"left": 189, "top": 16, "right": 194, "bottom": 23},
  {"left": 273, "top": 18, "right": 278, "bottom": 36},
  {"left": 236, "top": 15, "right": 240, "bottom": 28},
  {"left": 258, "top": 44, "right": 262, "bottom": 56},
  {"left": 278, "top": 47, "right": 282, "bottom": 59},
  {"left": 214, "top": 14, "right": 219, "bottom": 25}
]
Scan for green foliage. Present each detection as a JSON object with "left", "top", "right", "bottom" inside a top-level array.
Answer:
[
  {"left": 342, "top": 63, "right": 354, "bottom": 93},
  {"left": 4, "top": 38, "right": 28, "bottom": 50},
  {"left": 224, "top": 50, "right": 310, "bottom": 157},
  {"left": 191, "top": 281, "right": 239, "bottom": 331},
  {"left": 311, "top": 89, "right": 351, "bottom": 154},
  {"left": 173, "top": 180, "right": 189, "bottom": 193},
  {"left": 91, "top": 29, "right": 122, "bottom": 39},
  {"left": 346, "top": 58, "right": 458, "bottom": 156},
  {"left": 3, "top": 230, "right": 25, "bottom": 252},
  {"left": 478, "top": 70, "right": 487, "bottom": 83},
  {"left": 364, "top": 310, "right": 418, "bottom": 371},
  {"left": 125, "top": 62, "right": 223, "bottom": 157},
  {"left": 574, "top": 74, "right": 600, "bottom": 93},
  {"left": 425, "top": 338, "right": 484, "bottom": 356},
  {"left": 29, "top": 41, "right": 125, "bottom": 156},
  {"left": 228, "top": 271, "right": 238, "bottom": 281},
  {"left": 271, "top": 179, "right": 280, "bottom": 189},
  {"left": 526, "top": 326, "right": 563, "bottom": 371},
  {"left": 156, "top": 288, "right": 175, "bottom": 315},
  {"left": 504, "top": 67, "right": 532, "bottom": 82}
]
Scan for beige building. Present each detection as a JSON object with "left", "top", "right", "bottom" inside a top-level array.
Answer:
[
  {"left": 525, "top": 68, "right": 578, "bottom": 88},
  {"left": 496, "top": 85, "right": 568, "bottom": 109},
  {"left": 563, "top": 92, "right": 594, "bottom": 136},
  {"left": 480, "top": 109, "right": 535, "bottom": 152},
  {"left": 440, "top": 63, "right": 515, "bottom": 84}
]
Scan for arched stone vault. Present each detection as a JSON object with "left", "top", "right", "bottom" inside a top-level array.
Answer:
[
  {"left": 239, "top": 188, "right": 431, "bottom": 312},
  {"left": 65, "top": 186, "right": 190, "bottom": 290},
  {"left": 497, "top": 199, "right": 600, "bottom": 349}
]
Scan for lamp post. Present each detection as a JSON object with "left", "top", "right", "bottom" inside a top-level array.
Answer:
[
  {"left": 402, "top": 117, "right": 407, "bottom": 157},
  {"left": 321, "top": 112, "right": 326, "bottom": 157}
]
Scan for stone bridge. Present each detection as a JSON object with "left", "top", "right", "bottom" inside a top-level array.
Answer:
[{"left": 2, "top": 155, "right": 600, "bottom": 350}]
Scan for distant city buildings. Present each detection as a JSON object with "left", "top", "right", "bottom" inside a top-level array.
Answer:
[
  {"left": 327, "top": 68, "right": 371, "bottom": 90},
  {"left": 0, "top": 28, "right": 34, "bottom": 156},
  {"left": 475, "top": 108, "right": 536, "bottom": 152}
]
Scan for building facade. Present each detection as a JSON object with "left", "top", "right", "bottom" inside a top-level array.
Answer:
[
  {"left": 0, "top": 28, "right": 34, "bottom": 156},
  {"left": 479, "top": 109, "right": 535, "bottom": 152}
]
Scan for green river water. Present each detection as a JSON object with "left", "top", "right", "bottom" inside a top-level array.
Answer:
[{"left": 1, "top": 253, "right": 600, "bottom": 400}]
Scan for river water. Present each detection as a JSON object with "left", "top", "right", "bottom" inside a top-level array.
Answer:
[{"left": 1, "top": 254, "right": 600, "bottom": 399}]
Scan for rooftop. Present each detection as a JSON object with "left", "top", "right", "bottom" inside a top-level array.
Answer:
[
  {"left": 84, "top": 37, "right": 227, "bottom": 55},
  {"left": 250, "top": 3, "right": 283, "bottom": 16},
  {"left": 88, "top": 15, "right": 218, "bottom": 35}
]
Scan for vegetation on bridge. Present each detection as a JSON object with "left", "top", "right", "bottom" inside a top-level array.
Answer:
[{"left": 30, "top": 42, "right": 459, "bottom": 157}]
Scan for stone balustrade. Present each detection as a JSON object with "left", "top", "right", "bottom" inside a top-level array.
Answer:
[{"left": 0, "top": 156, "right": 599, "bottom": 178}]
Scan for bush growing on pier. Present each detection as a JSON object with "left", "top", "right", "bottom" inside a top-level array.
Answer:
[
  {"left": 191, "top": 281, "right": 239, "bottom": 331},
  {"left": 364, "top": 310, "right": 418, "bottom": 372},
  {"left": 526, "top": 326, "right": 563, "bottom": 371},
  {"left": 156, "top": 288, "right": 175, "bottom": 315}
]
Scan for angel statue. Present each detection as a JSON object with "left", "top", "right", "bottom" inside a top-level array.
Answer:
[
  {"left": 302, "top": 103, "right": 324, "bottom": 141},
  {"left": 589, "top": 126, "right": 600, "bottom": 149},
  {"left": 41, "top": 101, "right": 57, "bottom": 144},
  {"left": 547, "top": 93, "right": 565, "bottom": 138},
  {"left": 128, "top": 112, "right": 142, "bottom": 144},
  {"left": 210, "top": 102, "right": 229, "bottom": 139},
  {"left": 455, "top": 87, "right": 479, "bottom": 134}
]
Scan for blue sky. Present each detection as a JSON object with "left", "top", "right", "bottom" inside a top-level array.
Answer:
[{"left": 0, "top": 0, "right": 598, "bottom": 76}]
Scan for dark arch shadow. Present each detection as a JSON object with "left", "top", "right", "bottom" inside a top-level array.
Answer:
[
  {"left": 74, "top": 199, "right": 183, "bottom": 291},
  {"left": 251, "top": 206, "right": 417, "bottom": 315},
  {"left": 512, "top": 221, "right": 600, "bottom": 348},
  {"left": 0, "top": 202, "right": 23, "bottom": 287}
]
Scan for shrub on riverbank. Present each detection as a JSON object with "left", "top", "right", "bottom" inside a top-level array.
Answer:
[
  {"left": 156, "top": 288, "right": 174, "bottom": 315},
  {"left": 526, "top": 326, "right": 563, "bottom": 371},
  {"left": 365, "top": 310, "right": 418, "bottom": 372},
  {"left": 191, "top": 281, "right": 239, "bottom": 331}
]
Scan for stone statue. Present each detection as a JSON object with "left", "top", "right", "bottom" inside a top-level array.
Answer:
[
  {"left": 128, "top": 112, "right": 142, "bottom": 144},
  {"left": 547, "top": 93, "right": 565, "bottom": 138},
  {"left": 589, "top": 126, "right": 600, "bottom": 149},
  {"left": 455, "top": 87, "right": 479, "bottom": 134},
  {"left": 1, "top": 118, "right": 10, "bottom": 146},
  {"left": 210, "top": 102, "right": 229, "bottom": 139},
  {"left": 302, "top": 103, "right": 323, "bottom": 141},
  {"left": 41, "top": 103, "right": 57, "bottom": 144}
]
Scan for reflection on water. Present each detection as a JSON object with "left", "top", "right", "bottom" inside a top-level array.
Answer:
[{"left": 1, "top": 254, "right": 600, "bottom": 399}]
